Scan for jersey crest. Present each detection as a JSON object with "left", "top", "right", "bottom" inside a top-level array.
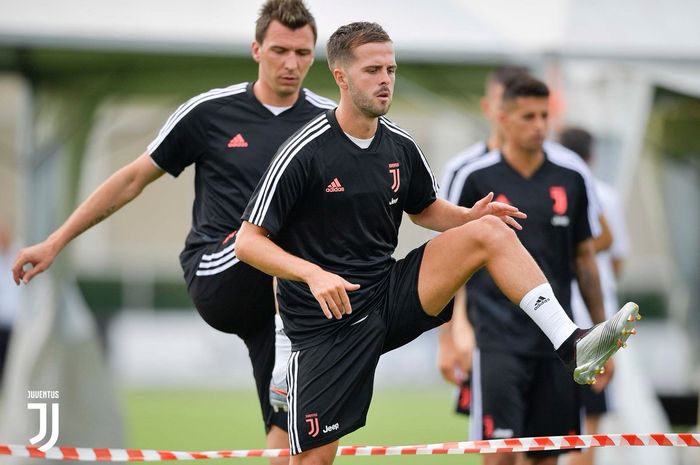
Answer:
[
  {"left": 389, "top": 162, "right": 400, "bottom": 193},
  {"left": 549, "top": 186, "right": 568, "bottom": 214}
]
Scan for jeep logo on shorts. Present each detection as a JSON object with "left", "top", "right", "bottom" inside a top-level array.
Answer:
[{"left": 322, "top": 422, "right": 339, "bottom": 434}]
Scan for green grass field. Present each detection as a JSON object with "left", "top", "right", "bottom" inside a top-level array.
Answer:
[{"left": 123, "top": 387, "right": 480, "bottom": 464}]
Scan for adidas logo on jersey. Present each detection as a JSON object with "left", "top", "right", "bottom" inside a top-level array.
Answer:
[
  {"left": 325, "top": 178, "right": 345, "bottom": 193},
  {"left": 227, "top": 133, "right": 249, "bottom": 148},
  {"left": 533, "top": 296, "right": 550, "bottom": 311}
]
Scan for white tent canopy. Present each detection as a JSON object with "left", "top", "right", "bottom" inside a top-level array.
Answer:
[{"left": 2, "top": 0, "right": 700, "bottom": 62}]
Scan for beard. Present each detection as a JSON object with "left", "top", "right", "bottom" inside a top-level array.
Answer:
[{"left": 347, "top": 79, "right": 392, "bottom": 118}]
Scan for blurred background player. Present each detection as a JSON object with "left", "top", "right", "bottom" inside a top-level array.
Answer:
[
  {"left": 11, "top": 1, "right": 334, "bottom": 461},
  {"left": 440, "top": 74, "right": 612, "bottom": 465},
  {"left": 437, "top": 66, "right": 529, "bottom": 413},
  {"left": 436, "top": 66, "right": 610, "bottom": 414},
  {"left": 560, "top": 126, "right": 630, "bottom": 465}
]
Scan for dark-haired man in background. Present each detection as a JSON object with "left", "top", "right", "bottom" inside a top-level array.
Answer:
[{"left": 442, "top": 74, "right": 619, "bottom": 465}]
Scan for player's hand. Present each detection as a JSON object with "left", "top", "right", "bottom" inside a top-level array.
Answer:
[
  {"left": 437, "top": 325, "right": 471, "bottom": 385},
  {"left": 453, "top": 325, "right": 475, "bottom": 375},
  {"left": 306, "top": 269, "right": 360, "bottom": 319},
  {"left": 12, "top": 241, "right": 60, "bottom": 285},
  {"left": 470, "top": 192, "right": 527, "bottom": 230},
  {"left": 437, "top": 331, "right": 460, "bottom": 385},
  {"left": 592, "top": 358, "right": 614, "bottom": 392}
]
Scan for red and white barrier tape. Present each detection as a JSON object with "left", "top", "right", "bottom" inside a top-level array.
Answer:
[{"left": 1, "top": 433, "right": 698, "bottom": 461}]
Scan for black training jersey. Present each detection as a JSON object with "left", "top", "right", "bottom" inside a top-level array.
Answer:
[
  {"left": 146, "top": 82, "right": 335, "bottom": 283},
  {"left": 242, "top": 110, "right": 439, "bottom": 349},
  {"left": 451, "top": 148, "right": 600, "bottom": 356}
]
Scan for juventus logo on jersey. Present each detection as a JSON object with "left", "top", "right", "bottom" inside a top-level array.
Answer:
[
  {"left": 549, "top": 186, "right": 570, "bottom": 227},
  {"left": 389, "top": 162, "right": 400, "bottom": 193},
  {"left": 549, "top": 186, "right": 568, "bottom": 215}
]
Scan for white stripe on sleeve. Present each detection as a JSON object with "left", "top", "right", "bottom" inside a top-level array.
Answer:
[{"left": 248, "top": 115, "right": 330, "bottom": 226}]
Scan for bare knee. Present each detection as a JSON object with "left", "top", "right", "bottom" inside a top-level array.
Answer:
[{"left": 459, "top": 215, "right": 517, "bottom": 253}]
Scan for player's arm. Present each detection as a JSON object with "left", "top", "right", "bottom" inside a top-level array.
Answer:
[
  {"left": 592, "top": 214, "right": 613, "bottom": 253},
  {"left": 236, "top": 221, "right": 360, "bottom": 320},
  {"left": 12, "top": 152, "right": 164, "bottom": 284},
  {"left": 574, "top": 238, "right": 605, "bottom": 325},
  {"left": 409, "top": 194, "right": 525, "bottom": 232}
]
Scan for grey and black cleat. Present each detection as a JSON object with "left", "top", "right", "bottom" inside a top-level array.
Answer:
[
  {"left": 571, "top": 301, "right": 640, "bottom": 385},
  {"left": 270, "top": 381, "right": 288, "bottom": 413}
]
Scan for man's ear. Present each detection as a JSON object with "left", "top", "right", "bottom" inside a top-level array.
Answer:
[
  {"left": 333, "top": 66, "right": 348, "bottom": 90},
  {"left": 251, "top": 41, "right": 261, "bottom": 63}
]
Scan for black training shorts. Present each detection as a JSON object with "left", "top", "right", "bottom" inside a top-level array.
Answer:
[
  {"left": 285, "top": 244, "right": 453, "bottom": 453},
  {"left": 470, "top": 348, "right": 581, "bottom": 458}
]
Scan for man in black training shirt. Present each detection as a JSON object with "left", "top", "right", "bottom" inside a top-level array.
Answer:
[
  {"left": 237, "top": 22, "right": 640, "bottom": 465},
  {"left": 12, "top": 1, "right": 332, "bottom": 460},
  {"left": 446, "top": 75, "right": 609, "bottom": 465},
  {"left": 436, "top": 67, "right": 609, "bottom": 416}
]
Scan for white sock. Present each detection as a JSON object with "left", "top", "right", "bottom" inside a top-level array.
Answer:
[
  {"left": 272, "top": 314, "right": 291, "bottom": 387},
  {"left": 519, "top": 283, "right": 578, "bottom": 349}
]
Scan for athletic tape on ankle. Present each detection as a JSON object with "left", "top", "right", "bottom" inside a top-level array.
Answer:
[{"left": 1, "top": 433, "right": 698, "bottom": 460}]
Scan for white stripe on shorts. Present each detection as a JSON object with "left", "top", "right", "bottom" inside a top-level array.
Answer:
[
  {"left": 288, "top": 351, "right": 302, "bottom": 454},
  {"left": 195, "top": 256, "right": 239, "bottom": 276}
]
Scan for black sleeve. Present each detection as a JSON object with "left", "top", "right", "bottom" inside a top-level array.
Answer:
[
  {"left": 572, "top": 175, "right": 593, "bottom": 244},
  {"left": 242, "top": 147, "right": 311, "bottom": 235},
  {"left": 147, "top": 99, "right": 210, "bottom": 177},
  {"left": 404, "top": 143, "right": 438, "bottom": 214}
]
